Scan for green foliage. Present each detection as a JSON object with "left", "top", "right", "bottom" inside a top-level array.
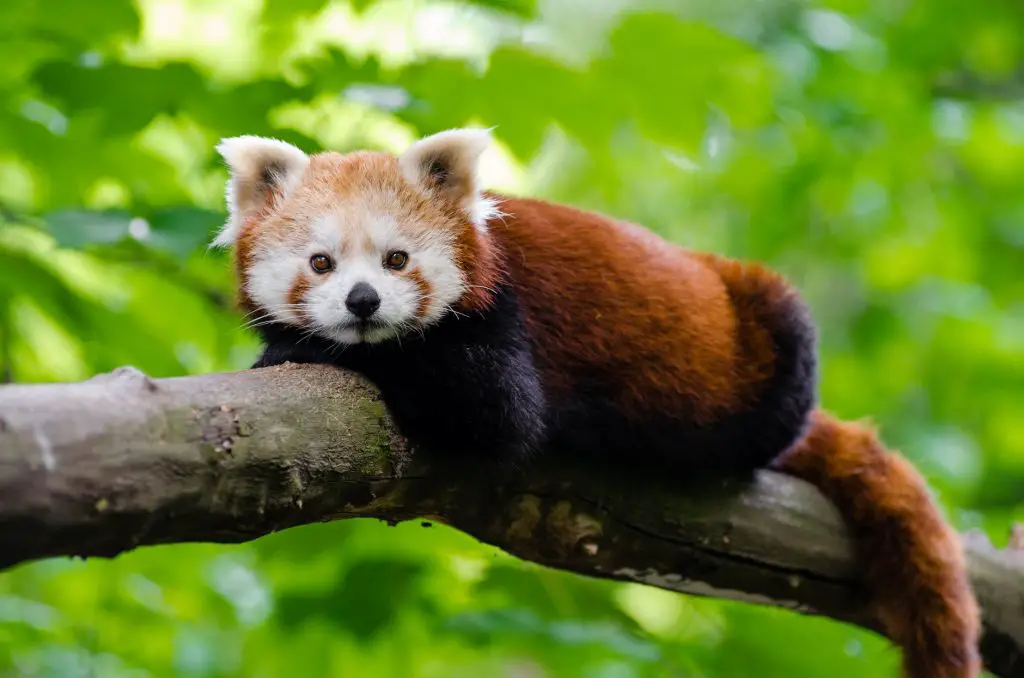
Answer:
[{"left": 1, "top": 0, "right": 1021, "bottom": 675}]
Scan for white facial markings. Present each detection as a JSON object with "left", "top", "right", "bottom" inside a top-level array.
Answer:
[
  {"left": 245, "top": 235, "right": 309, "bottom": 326},
  {"left": 304, "top": 211, "right": 417, "bottom": 337},
  {"left": 308, "top": 213, "right": 344, "bottom": 256},
  {"left": 244, "top": 194, "right": 469, "bottom": 346},
  {"left": 368, "top": 191, "right": 467, "bottom": 322},
  {"left": 411, "top": 238, "right": 465, "bottom": 322}
]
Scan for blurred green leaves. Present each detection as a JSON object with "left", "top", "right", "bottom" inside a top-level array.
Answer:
[
  {"left": 44, "top": 206, "right": 219, "bottom": 259},
  {"left": 0, "top": 0, "right": 138, "bottom": 51},
  {"left": 1, "top": 0, "right": 1022, "bottom": 676}
]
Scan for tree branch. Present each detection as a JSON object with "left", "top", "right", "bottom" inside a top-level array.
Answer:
[{"left": 1, "top": 364, "right": 1022, "bottom": 676}]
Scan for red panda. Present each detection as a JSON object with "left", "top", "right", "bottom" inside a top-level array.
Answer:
[{"left": 213, "top": 128, "right": 981, "bottom": 677}]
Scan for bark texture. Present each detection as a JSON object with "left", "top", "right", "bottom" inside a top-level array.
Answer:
[{"left": 1, "top": 364, "right": 1022, "bottom": 675}]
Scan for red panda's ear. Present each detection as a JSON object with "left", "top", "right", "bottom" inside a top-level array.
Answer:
[
  {"left": 399, "top": 128, "right": 498, "bottom": 229},
  {"left": 211, "top": 136, "right": 309, "bottom": 248}
]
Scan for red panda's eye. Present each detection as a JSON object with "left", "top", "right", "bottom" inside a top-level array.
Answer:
[
  {"left": 310, "top": 254, "right": 333, "bottom": 273},
  {"left": 385, "top": 250, "right": 408, "bottom": 271}
]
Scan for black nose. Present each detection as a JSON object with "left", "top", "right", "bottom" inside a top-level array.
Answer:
[{"left": 345, "top": 282, "right": 380, "bottom": 319}]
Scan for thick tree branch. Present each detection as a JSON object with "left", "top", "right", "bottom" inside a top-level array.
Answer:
[{"left": 0, "top": 365, "right": 1022, "bottom": 676}]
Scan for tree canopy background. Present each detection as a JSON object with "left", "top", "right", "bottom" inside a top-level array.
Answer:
[{"left": 0, "top": 0, "right": 1021, "bottom": 676}]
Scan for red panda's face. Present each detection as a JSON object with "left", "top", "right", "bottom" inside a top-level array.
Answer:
[
  {"left": 213, "top": 129, "right": 498, "bottom": 345},
  {"left": 242, "top": 153, "right": 477, "bottom": 345}
]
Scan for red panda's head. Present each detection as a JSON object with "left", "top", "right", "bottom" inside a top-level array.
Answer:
[{"left": 213, "top": 129, "right": 502, "bottom": 345}]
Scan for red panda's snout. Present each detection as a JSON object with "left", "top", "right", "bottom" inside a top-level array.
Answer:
[{"left": 345, "top": 282, "right": 381, "bottom": 319}]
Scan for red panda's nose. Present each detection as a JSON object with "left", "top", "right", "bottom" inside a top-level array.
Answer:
[{"left": 345, "top": 282, "right": 381, "bottom": 319}]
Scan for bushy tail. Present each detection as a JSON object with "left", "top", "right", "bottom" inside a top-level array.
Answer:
[{"left": 773, "top": 409, "right": 981, "bottom": 678}]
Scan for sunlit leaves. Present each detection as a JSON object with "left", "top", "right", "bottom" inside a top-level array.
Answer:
[
  {"left": 467, "top": 0, "right": 539, "bottom": 19},
  {"left": 0, "top": 0, "right": 138, "bottom": 51},
  {"left": 596, "top": 14, "right": 776, "bottom": 149}
]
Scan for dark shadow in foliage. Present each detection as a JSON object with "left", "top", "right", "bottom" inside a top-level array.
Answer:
[{"left": 274, "top": 558, "right": 434, "bottom": 641}]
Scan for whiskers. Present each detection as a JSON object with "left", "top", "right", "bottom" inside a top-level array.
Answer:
[
  {"left": 387, "top": 318, "right": 426, "bottom": 345},
  {"left": 239, "top": 286, "right": 478, "bottom": 354},
  {"left": 418, "top": 290, "right": 468, "bottom": 323},
  {"left": 238, "top": 303, "right": 309, "bottom": 332},
  {"left": 466, "top": 283, "right": 499, "bottom": 296}
]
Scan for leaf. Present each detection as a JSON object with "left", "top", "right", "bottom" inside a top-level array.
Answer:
[
  {"left": 348, "top": 0, "right": 537, "bottom": 17},
  {"left": 299, "top": 49, "right": 383, "bottom": 96},
  {"left": 594, "top": 13, "right": 776, "bottom": 150},
  {"left": 444, "top": 609, "right": 661, "bottom": 662},
  {"left": 468, "top": 0, "right": 538, "bottom": 18},
  {"left": 0, "top": 0, "right": 138, "bottom": 48},
  {"left": 349, "top": 0, "right": 380, "bottom": 14},
  {"left": 43, "top": 209, "right": 131, "bottom": 249},
  {"left": 475, "top": 564, "right": 638, "bottom": 626},
  {"left": 42, "top": 207, "right": 223, "bottom": 261},
  {"left": 275, "top": 558, "right": 431, "bottom": 640},
  {"left": 33, "top": 62, "right": 208, "bottom": 137},
  {"left": 144, "top": 207, "right": 222, "bottom": 260},
  {"left": 188, "top": 79, "right": 314, "bottom": 140}
]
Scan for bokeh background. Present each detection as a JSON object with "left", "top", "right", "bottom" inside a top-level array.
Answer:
[{"left": 1, "top": 0, "right": 1022, "bottom": 676}]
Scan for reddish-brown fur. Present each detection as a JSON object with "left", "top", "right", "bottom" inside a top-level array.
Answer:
[
  {"left": 452, "top": 226, "right": 504, "bottom": 313},
  {"left": 235, "top": 190, "right": 289, "bottom": 315},
  {"left": 776, "top": 411, "right": 982, "bottom": 677},
  {"left": 287, "top": 273, "right": 311, "bottom": 321},
  {"left": 234, "top": 215, "right": 263, "bottom": 314},
  {"left": 493, "top": 196, "right": 784, "bottom": 424},
  {"left": 232, "top": 145, "right": 981, "bottom": 676},
  {"left": 485, "top": 196, "right": 981, "bottom": 677},
  {"left": 407, "top": 268, "right": 433, "bottom": 320}
]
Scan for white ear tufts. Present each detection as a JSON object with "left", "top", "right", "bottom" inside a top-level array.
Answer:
[
  {"left": 215, "top": 135, "right": 309, "bottom": 176},
  {"left": 399, "top": 128, "right": 494, "bottom": 228},
  {"left": 211, "top": 136, "right": 310, "bottom": 248},
  {"left": 210, "top": 222, "right": 239, "bottom": 249},
  {"left": 469, "top": 195, "right": 503, "bottom": 231}
]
